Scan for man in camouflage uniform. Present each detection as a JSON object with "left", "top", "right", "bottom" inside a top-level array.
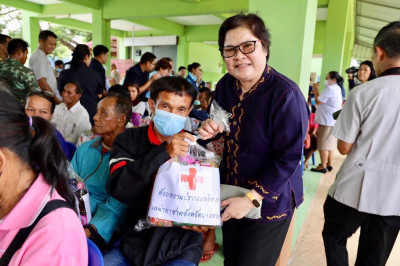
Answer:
[
  {"left": 0, "top": 38, "right": 40, "bottom": 105},
  {"left": 0, "top": 34, "right": 11, "bottom": 63}
]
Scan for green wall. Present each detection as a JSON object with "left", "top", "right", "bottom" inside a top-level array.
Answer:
[{"left": 313, "top": 21, "right": 326, "bottom": 55}]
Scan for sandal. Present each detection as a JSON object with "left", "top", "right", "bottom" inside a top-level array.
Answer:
[{"left": 200, "top": 243, "right": 219, "bottom": 263}]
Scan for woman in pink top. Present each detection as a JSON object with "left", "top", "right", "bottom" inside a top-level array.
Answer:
[{"left": 0, "top": 90, "right": 87, "bottom": 265}]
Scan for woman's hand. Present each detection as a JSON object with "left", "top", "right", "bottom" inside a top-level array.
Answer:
[
  {"left": 220, "top": 196, "right": 254, "bottom": 222},
  {"left": 198, "top": 119, "right": 224, "bottom": 140}
]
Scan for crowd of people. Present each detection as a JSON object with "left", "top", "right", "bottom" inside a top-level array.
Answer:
[{"left": 0, "top": 12, "right": 399, "bottom": 266}]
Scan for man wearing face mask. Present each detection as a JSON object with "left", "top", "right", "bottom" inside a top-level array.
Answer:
[{"left": 105, "top": 76, "right": 204, "bottom": 266}]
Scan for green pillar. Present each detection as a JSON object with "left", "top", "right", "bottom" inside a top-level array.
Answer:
[
  {"left": 177, "top": 34, "right": 189, "bottom": 72},
  {"left": 249, "top": 0, "right": 318, "bottom": 96},
  {"left": 320, "top": 0, "right": 353, "bottom": 88},
  {"left": 22, "top": 11, "right": 40, "bottom": 56},
  {"left": 118, "top": 36, "right": 127, "bottom": 60},
  {"left": 92, "top": 9, "right": 111, "bottom": 76}
]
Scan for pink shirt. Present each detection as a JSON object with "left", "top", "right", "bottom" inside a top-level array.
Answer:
[{"left": 0, "top": 174, "right": 88, "bottom": 265}]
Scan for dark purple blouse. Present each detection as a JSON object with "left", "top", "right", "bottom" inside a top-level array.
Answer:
[{"left": 214, "top": 66, "right": 309, "bottom": 222}]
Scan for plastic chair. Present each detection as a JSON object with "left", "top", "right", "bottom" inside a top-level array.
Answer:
[
  {"left": 87, "top": 238, "right": 104, "bottom": 266},
  {"left": 65, "top": 141, "right": 77, "bottom": 161}
]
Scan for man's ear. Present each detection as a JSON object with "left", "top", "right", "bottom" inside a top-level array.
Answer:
[
  {"left": 117, "top": 113, "right": 127, "bottom": 128},
  {"left": 148, "top": 98, "right": 156, "bottom": 115},
  {"left": 0, "top": 148, "right": 7, "bottom": 176},
  {"left": 375, "top": 46, "right": 386, "bottom": 62}
]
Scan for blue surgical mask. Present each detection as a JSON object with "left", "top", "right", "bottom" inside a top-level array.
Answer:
[
  {"left": 56, "top": 68, "right": 62, "bottom": 73},
  {"left": 153, "top": 109, "right": 187, "bottom": 137},
  {"left": 194, "top": 100, "right": 201, "bottom": 105}
]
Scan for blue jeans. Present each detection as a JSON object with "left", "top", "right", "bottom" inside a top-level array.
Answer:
[{"left": 103, "top": 240, "right": 197, "bottom": 266}]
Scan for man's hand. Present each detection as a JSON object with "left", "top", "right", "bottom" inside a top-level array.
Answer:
[
  {"left": 198, "top": 119, "right": 224, "bottom": 140},
  {"left": 165, "top": 132, "right": 195, "bottom": 158}
]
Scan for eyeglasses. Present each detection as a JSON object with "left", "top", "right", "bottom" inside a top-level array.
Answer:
[{"left": 220, "top": 40, "right": 261, "bottom": 58}]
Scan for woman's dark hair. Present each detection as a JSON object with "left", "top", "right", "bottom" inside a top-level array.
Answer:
[
  {"left": 150, "top": 76, "right": 198, "bottom": 106},
  {"left": 71, "top": 44, "right": 91, "bottom": 70},
  {"left": 187, "top": 62, "right": 200, "bottom": 73},
  {"left": 0, "top": 90, "right": 75, "bottom": 208},
  {"left": 203, "top": 90, "right": 214, "bottom": 103},
  {"left": 328, "top": 71, "right": 344, "bottom": 88},
  {"left": 124, "top": 82, "right": 141, "bottom": 106},
  {"left": 219, "top": 13, "right": 271, "bottom": 61},
  {"left": 27, "top": 91, "right": 56, "bottom": 114},
  {"left": 359, "top": 60, "right": 377, "bottom": 81},
  {"left": 155, "top": 59, "right": 172, "bottom": 71}
]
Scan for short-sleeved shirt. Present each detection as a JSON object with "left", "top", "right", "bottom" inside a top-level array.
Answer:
[
  {"left": 29, "top": 48, "right": 61, "bottom": 100},
  {"left": 51, "top": 101, "right": 92, "bottom": 145},
  {"left": 0, "top": 58, "right": 40, "bottom": 105},
  {"left": 314, "top": 83, "right": 342, "bottom": 126},
  {"left": 330, "top": 73, "right": 400, "bottom": 216}
]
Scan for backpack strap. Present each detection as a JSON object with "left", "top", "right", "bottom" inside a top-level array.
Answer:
[{"left": 0, "top": 199, "right": 72, "bottom": 266}]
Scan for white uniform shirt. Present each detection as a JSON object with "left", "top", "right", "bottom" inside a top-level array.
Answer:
[
  {"left": 51, "top": 101, "right": 91, "bottom": 145},
  {"left": 314, "top": 83, "right": 342, "bottom": 126},
  {"left": 132, "top": 102, "right": 146, "bottom": 116},
  {"left": 330, "top": 74, "right": 400, "bottom": 216},
  {"left": 29, "top": 48, "right": 61, "bottom": 100}
]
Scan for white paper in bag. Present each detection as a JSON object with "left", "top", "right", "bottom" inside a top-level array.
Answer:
[{"left": 148, "top": 160, "right": 221, "bottom": 226}]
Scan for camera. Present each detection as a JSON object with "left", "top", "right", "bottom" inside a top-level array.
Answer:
[{"left": 346, "top": 67, "right": 358, "bottom": 74}]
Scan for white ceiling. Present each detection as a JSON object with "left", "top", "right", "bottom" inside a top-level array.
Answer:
[
  {"left": 69, "top": 14, "right": 152, "bottom": 32},
  {"left": 355, "top": 0, "right": 400, "bottom": 47},
  {"left": 165, "top": 15, "right": 223, "bottom": 26},
  {"left": 25, "top": 0, "right": 60, "bottom": 4}
]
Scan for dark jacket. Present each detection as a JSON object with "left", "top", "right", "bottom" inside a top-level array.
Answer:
[
  {"left": 89, "top": 58, "right": 106, "bottom": 90},
  {"left": 107, "top": 124, "right": 202, "bottom": 266},
  {"left": 58, "top": 62, "right": 103, "bottom": 125},
  {"left": 214, "top": 65, "right": 309, "bottom": 222},
  {"left": 123, "top": 63, "right": 150, "bottom": 101}
]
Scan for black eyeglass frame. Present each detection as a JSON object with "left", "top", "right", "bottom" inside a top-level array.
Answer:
[{"left": 220, "top": 40, "right": 262, "bottom": 58}]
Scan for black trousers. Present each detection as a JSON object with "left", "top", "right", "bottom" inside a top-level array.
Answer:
[
  {"left": 222, "top": 216, "right": 292, "bottom": 266},
  {"left": 323, "top": 196, "right": 400, "bottom": 266}
]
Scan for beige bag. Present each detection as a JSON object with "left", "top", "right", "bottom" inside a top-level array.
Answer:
[{"left": 220, "top": 184, "right": 262, "bottom": 219}]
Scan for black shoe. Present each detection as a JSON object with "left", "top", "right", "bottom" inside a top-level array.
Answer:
[
  {"left": 311, "top": 167, "right": 328, "bottom": 173},
  {"left": 327, "top": 166, "right": 333, "bottom": 172}
]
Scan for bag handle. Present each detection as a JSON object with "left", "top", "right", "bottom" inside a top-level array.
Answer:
[{"left": 0, "top": 200, "right": 72, "bottom": 266}]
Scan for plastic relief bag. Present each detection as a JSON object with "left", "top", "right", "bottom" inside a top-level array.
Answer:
[
  {"left": 135, "top": 140, "right": 222, "bottom": 231},
  {"left": 67, "top": 162, "right": 92, "bottom": 225}
]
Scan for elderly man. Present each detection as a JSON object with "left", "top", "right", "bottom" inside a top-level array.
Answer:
[
  {"left": 323, "top": 21, "right": 400, "bottom": 266},
  {"left": 0, "top": 38, "right": 40, "bottom": 105},
  {"left": 52, "top": 82, "right": 91, "bottom": 145},
  {"left": 0, "top": 34, "right": 11, "bottom": 62},
  {"left": 29, "top": 30, "right": 61, "bottom": 103},
  {"left": 71, "top": 95, "right": 131, "bottom": 251}
]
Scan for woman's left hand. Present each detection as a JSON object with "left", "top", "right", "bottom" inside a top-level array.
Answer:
[{"left": 220, "top": 196, "right": 254, "bottom": 222}]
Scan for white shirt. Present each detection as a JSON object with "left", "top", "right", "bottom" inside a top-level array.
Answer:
[
  {"left": 330, "top": 75, "right": 400, "bottom": 216},
  {"left": 111, "top": 69, "right": 120, "bottom": 84},
  {"left": 51, "top": 101, "right": 91, "bottom": 145},
  {"left": 314, "top": 83, "right": 342, "bottom": 126},
  {"left": 29, "top": 48, "right": 61, "bottom": 100},
  {"left": 132, "top": 102, "right": 146, "bottom": 116}
]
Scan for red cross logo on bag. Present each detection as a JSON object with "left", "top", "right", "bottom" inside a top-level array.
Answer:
[{"left": 181, "top": 168, "right": 204, "bottom": 190}]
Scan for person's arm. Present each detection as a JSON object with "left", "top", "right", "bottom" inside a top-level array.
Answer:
[
  {"left": 138, "top": 73, "right": 159, "bottom": 94},
  {"left": 337, "top": 139, "right": 354, "bottom": 155},
  {"left": 37, "top": 78, "right": 61, "bottom": 104},
  {"left": 26, "top": 71, "right": 40, "bottom": 92},
  {"left": 88, "top": 195, "right": 127, "bottom": 244},
  {"left": 107, "top": 130, "right": 171, "bottom": 204}
]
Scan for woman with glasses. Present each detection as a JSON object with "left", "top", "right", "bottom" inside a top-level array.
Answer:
[{"left": 198, "top": 13, "right": 309, "bottom": 266}]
